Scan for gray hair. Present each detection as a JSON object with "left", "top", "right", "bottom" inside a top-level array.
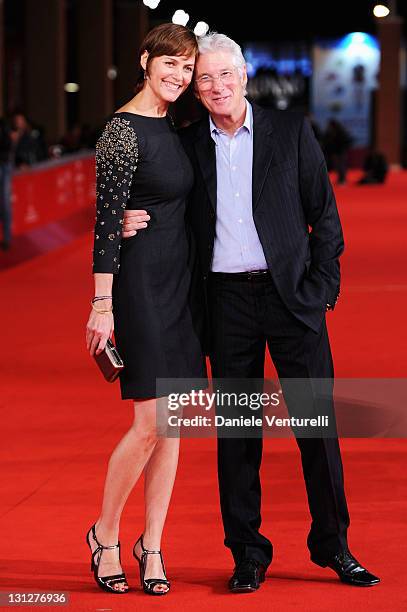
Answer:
[{"left": 197, "top": 32, "right": 247, "bottom": 93}]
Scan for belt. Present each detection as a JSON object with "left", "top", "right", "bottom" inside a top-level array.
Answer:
[{"left": 209, "top": 270, "right": 270, "bottom": 281}]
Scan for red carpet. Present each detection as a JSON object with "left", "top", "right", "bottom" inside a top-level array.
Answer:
[{"left": 1, "top": 171, "right": 406, "bottom": 610}]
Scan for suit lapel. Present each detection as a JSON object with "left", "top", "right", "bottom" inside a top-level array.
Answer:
[
  {"left": 194, "top": 121, "right": 217, "bottom": 211},
  {"left": 252, "top": 104, "right": 276, "bottom": 211}
]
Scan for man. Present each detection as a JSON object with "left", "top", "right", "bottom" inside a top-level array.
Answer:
[
  {"left": 322, "top": 118, "right": 353, "bottom": 185},
  {"left": 122, "top": 33, "right": 380, "bottom": 592}
]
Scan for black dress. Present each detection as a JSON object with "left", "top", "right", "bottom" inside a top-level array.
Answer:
[{"left": 92, "top": 112, "right": 207, "bottom": 399}]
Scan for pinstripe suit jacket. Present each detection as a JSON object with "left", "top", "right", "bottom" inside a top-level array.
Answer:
[{"left": 180, "top": 103, "right": 344, "bottom": 333}]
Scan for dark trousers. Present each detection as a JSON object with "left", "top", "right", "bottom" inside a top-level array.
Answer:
[
  {"left": 208, "top": 272, "right": 350, "bottom": 568},
  {"left": 332, "top": 152, "right": 348, "bottom": 184}
]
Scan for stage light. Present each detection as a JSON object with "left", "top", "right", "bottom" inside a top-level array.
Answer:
[
  {"left": 373, "top": 4, "right": 390, "bottom": 18},
  {"left": 143, "top": 0, "right": 161, "bottom": 8},
  {"left": 338, "top": 32, "right": 379, "bottom": 53},
  {"left": 194, "top": 21, "right": 209, "bottom": 36},
  {"left": 172, "top": 9, "right": 190, "bottom": 26},
  {"left": 64, "top": 83, "right": 79, "bottom": 93},
  {"left": 107, "top": 66, "right": 118, "bottom": 80}
]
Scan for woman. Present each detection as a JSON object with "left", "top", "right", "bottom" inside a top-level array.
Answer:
[{"left": 85, "top": 23, "right": 206, "bottom": 596}]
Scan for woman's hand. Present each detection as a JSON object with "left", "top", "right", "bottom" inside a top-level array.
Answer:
[{"left": 86, "top": 301, "right": 114, "bottom": 356}]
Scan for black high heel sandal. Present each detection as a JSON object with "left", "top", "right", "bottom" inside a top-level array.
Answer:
[
  {"left": 86, "top": 524, "right": 129, "bottom": 594},
  {"left": 133, "top": 535, "right": 170, "bottom": 595}
]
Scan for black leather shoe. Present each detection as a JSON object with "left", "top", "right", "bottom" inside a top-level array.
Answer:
[
  {"left": 228, "top": 559, "right": 266, "bottom": 593},
  {"left": 311, "top": 550, "right": 380, "bottom": 586}
]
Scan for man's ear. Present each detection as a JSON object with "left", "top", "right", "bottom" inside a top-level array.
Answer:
[
  {"left": 140, "top": 50, "right": 149, "bottom": 72},
  {"left": 241, "top": 63, "right": 248, "bottom": 89}
]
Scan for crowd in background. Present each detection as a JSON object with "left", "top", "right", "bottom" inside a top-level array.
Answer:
[
  {"left": 0, "top": 112, "right": 47, "bottom": 170},
  {"left": 0, "top": 113, "right": 98, "bottom": 250},
  {"left": 0, "top": 112, "right": 97, "bottom": 170},
  {"left": 310, "top": 116, "right": 388, "bottom": 186}
]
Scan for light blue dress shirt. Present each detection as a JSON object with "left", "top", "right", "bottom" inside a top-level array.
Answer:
[{"left": 209, "top": 99, "right": 268, "bottom": 273}]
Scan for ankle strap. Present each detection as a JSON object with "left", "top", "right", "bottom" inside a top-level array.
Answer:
[
  {"left": 139, "top": 534, "right": 161, "bottom": 555},
  {"left": 91, "top": 524, "right": 119, "bottom": 550},
  {"left": 143, "top": 549, "right": 161, "bottom": 555}
]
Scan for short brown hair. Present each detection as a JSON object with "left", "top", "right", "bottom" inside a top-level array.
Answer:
[{"left": 135, "top": 23, "right": 198, "bottom": 91}]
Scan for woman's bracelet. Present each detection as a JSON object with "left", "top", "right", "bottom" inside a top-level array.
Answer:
[
  {"left": 92, "top": 295, "right": 112, "bottom": 304},
  {"left": 91, "top": 301, "right": 113, "bottom": 314}
]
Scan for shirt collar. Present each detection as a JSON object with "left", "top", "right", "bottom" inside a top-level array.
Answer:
[{"left": 209, "top": 99, "right": 252, "bottom": 139}]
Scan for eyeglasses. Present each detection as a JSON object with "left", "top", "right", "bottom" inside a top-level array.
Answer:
[{"left": 195, "top": 69, "right": 237, "bottom": 91}]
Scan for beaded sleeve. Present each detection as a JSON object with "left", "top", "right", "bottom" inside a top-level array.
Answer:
[{"left": 92, "top": 116, "right": 139, "bottom": 274}]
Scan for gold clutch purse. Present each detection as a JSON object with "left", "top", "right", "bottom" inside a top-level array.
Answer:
[{"left": 94, "top": 338, "right": 124, "bottom": 382}]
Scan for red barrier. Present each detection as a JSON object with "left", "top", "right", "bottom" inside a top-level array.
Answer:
[{"left": 11, "top": 153, "right": 95, "bottom": 236}]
